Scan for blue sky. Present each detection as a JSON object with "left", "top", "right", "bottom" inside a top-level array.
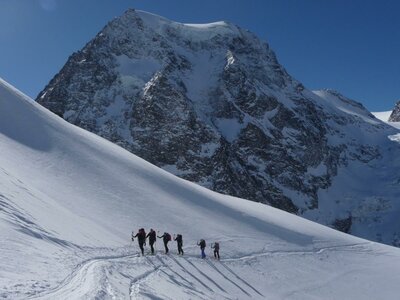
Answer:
[{"left": 0, "top": 0, "right": 399, "bottom": 111}]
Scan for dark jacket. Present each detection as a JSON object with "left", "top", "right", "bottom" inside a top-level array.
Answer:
[
  {"left": 198, "top": 239, "right": 206, "bottom": 249},
  {"left": 158, "top": 233, "right": 171, "bottom": 243},
  {"left": 134, "top": 230, "right": 146, "bottom": 243},
  {"left": 174, "top": 234, "right": 183, "bottom": 244},
  {"left": 146, "top": 231, "right": 156, "bottom": 244}
]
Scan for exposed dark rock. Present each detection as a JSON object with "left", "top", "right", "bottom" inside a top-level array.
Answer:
[
  {"left": 333, "top": 216, "right": 352, "bottom": 233},
  {"left": 389, "top": 101, "right": 400, "bottom": 122}
]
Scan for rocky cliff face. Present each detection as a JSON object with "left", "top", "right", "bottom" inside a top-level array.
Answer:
[
  {"left": 37, "top": 9, "right": 400, "bottom": 246},
  {"left": 389, "top": 101, "right": 400, "bottom": 122}
]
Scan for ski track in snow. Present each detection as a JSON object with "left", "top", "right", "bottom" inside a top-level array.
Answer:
[
  {"left": 28, "top": 252, "right": 140, "bottom": 299},
  {"left": 25, "top": 242, "right": 372, "bottom": 300},
  {"left": 27, "top": 250, "right": 259, "bottom": 299}
]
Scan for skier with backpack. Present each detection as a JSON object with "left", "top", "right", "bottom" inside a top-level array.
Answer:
[
  {"left": 158, "top": 232, "right": 171, "bottom": 254},
  {"left": 133, "top": 228, "right": 146, "bottom": 255},
  {"left": 197, "top": 239, "right": 206, "bottom": 259},
  {"left": 174, "top": 234, "right": 184, "bottom": 255},
  {"left": 146, "top": 228, "right": 157, "bottom": 255},
  {"left": 211, "top": 242, "right": 220, "bottom": 259}
]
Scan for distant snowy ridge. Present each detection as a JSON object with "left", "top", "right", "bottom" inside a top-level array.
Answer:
[
  {"left": 37, "top": 9, "right": 400, "bottom": 247},
  {"left": 372, "top": 110, "right": 400, "bottom": 129}
]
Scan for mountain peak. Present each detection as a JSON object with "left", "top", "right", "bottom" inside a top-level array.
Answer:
[
  {"left": 37, "top": 10, "right": 400, "bottom": 248},
  {"left": 389, "top": 100, "right": 400, "bottom": 122},
  {"left": 105, "top": 9, "right": 241, "bottom": 42}
]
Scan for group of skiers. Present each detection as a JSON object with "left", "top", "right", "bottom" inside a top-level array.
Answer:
[{"left": 132, "top": 228, "right": 220, "bottom": 259}]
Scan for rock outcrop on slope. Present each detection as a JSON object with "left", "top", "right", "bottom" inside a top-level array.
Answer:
[
  {"left": 389, "top": 101, "right": 400, "bottom": 122},
  {"left": 37, "top": 9, "right": 400, "bottom": 246}
]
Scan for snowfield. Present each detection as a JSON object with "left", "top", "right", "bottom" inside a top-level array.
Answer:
[
  {"left": 372, "top": 110, "right": 400, "bottom": 129},
  {"left": 1, "top": 77, "right": 400, "bottom": 299}
]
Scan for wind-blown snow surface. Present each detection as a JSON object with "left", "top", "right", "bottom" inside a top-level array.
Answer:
[
  {"left": 372, "top": 111, "right": 400, "bottom": 143},
  {"left": 1, "top": 79, "right": 400, "bottom": 299},
  {"left": 372, "top": 110, "right": 400, "bottom": 129}
]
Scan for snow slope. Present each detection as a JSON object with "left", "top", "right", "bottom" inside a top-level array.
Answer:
[
  {"left": 372, "top": 111, "right": 391, "bottom": 122},
  {"left": 1, "top": 78, "right": 400, "bottom": 299},
  {"left": 372, "top": 110, "right": 400, "bottom": 129}
]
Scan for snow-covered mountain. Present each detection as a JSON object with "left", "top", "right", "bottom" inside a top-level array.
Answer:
[
  {"left": 2, "top": 78, "right": 400, "bottom": 299},
  {"left": 389, "top": 101, "right": 400, "bottom": 122},
  {"left": 37, "top": 9, "right": 400, "bottom": 246}
]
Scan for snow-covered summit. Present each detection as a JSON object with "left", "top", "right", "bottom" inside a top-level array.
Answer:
[
  {"left": 3, "top": 77, "right": 400, "bottom": 299},
  {"left": 114, "top": 9, "right": 241, "bottom": 40}
]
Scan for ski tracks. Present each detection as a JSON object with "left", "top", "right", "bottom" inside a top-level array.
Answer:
[
  {"left": 26, "top": 243, "right": 369, "bottom": 299},
  {"left": 127, "top": 242, "right": 368, "bottom": 299},
  {"left": 34, "top": 252, "right": 263, "bottom": 299},
  {"left": 28, "top": 251, "right": 140, "bottom": 299},
  {"left": 141, "top": 254, "right": 264, "bottom": 299}
]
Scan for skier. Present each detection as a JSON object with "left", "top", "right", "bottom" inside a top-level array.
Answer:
[
  {"left": 146, "top": 228, "right": 157, "bottom": 255},
  {"left": 174, "top": 234, "right": 184, "bottom": 255},
  {"left": 158, "top": 232, "right": 171, "bottom": 254},
  {"left": 211, "top": 242, "right": 220, "bottom": 259},
  {"left": 197, "top": 239, "right": 206, "bottom": 259},
  {"left": 133, "top": 228, "right": 146, "bottom": 255}
]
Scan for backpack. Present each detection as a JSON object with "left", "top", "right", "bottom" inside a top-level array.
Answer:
[
  {"left": 139, "top": 228, "right": 146, "bottom": 239},
  {"left": 165, "top": 233, "right": 171, "bottom": 241},
  {"left": 214, "top": 242, "right": 219, "bottom": 250},
  {"left": 200, "top": 239, "right": 206, "bottom": 248}
]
